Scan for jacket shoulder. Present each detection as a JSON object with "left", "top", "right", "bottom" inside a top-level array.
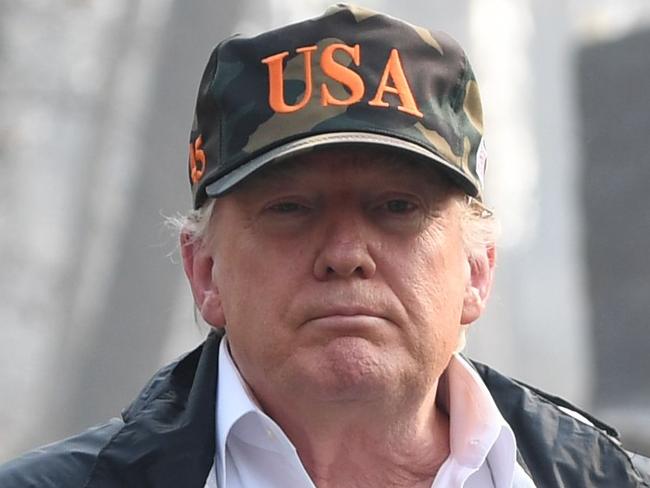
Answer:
[
  {"left": 0, "top": 333, "right": 221, "bottom": 488},
  {"left": 0, "top": 418, "right": 124, "bottom": 488},
  {"left": 0, "top": 346, "right": 199, "bottom": 488},
  {"left": 470, "top": 359, "right": 650, "bottom": 487},
  {"left": 628, "top": 450, "right": 650, "bottom": 485}
]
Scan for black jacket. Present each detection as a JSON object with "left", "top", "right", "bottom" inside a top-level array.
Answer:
[{"left": 1, "top": 331, "right": 648, "bottom": 487}]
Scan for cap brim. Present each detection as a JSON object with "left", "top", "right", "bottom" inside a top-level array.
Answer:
[{"left": 205, "top": 131, "right": 478, "bottom": 198}]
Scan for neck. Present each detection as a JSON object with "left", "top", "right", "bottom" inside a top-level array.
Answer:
[{"left": 260, "top": 382, "right": 450, "bottom": 488}]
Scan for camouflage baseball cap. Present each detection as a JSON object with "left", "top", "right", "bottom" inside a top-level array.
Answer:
[{"left": 188, "top": 3, "right": 488, "bottom": 209}]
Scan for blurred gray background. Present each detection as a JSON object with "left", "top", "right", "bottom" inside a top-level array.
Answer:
[{"left": 1, "top": 0, "right": 649, "bottom": 461}]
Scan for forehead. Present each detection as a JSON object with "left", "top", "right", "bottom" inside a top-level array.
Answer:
[{"left": 238, "top": 146, "right": 456, "bottom": 191}]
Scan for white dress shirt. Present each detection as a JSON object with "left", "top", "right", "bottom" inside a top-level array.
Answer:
[{"left": 205, "top": 337, "right": 536, "bottom": 487}]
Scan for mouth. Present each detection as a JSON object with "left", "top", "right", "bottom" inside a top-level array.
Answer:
[
  {"left": 313, "top": 306, "right": 382, "bottom": 318},
  {"left": 304, "top": 306, "right": 391, "bottom": 331}
]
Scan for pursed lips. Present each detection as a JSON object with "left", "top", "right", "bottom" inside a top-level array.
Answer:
[{"left": 304, "top": 305, "right": 392, "bottom": 327}]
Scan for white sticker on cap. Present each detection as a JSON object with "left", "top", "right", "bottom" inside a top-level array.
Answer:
[{"left": 476, "top": 138, "right": 488, "bottom": 187}]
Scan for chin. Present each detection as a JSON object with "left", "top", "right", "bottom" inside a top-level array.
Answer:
[{"left": 296, "top": 336, "right": 400, "bottom": 401}]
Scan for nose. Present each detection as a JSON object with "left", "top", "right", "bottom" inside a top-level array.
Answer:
[{"left": 313, "top": 211, "right": 377, "bottom": 280}]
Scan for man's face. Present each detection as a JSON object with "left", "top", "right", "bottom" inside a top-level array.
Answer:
[{"left": 186, "top": 148, "right": 489, "bottom": 407}]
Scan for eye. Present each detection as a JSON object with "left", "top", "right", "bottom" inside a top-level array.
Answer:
[
  {"left": 263, "top": 198, "right": 315, "bottom": 218},
  {"left": 374, "top": 197, "right": 420, "bottom": 216},
  {"left": 370, "top": 195, "right": 428, "bottom": 234},
  {"left": 383, "top": 199, "right": 416, "bottom": 214},
  {"left": 268, "top": 201, "right": 306, "bottom": 213}
]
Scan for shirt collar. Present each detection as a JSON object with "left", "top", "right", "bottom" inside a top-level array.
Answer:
[
  {"left": 216, "top": 337, "right": 301, "bottom": 482},
  {"left": 216, "top": 338, "right": 518, "bottom": 488},
  {"left": 440, "top": 353, "right": 517, "bottom": 487},
  {"left": 217, "top": 337, "right": 258, "bottom": 438},
  {"left": 215, "top": 337, "right": 261, "bottom": 484}
]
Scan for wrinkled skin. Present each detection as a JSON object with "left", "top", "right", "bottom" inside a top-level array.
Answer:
[{"left": 182, "top": 147, "right": 493, "bottom": 412}]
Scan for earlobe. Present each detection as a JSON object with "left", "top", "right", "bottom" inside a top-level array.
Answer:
[
  {"left": 180, "top": 231, "right": 226, "bottom": 328},
  {"left": 460, "top": 245, "right": 496, "bottom": 325},
  {"left": 461, "top": 286, "right": 483, "bottom": 325}
]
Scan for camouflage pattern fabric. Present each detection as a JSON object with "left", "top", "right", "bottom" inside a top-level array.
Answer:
[{"left": 188, "top": 4, "right": 487, "bottom": 209}]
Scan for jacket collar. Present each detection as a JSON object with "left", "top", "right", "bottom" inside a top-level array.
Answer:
[
  {"left": 89, "top": 330, "right": 223, "bottom": 487},
  {"left": 88, "top": 330, "right": 649, "bottom": 487}
]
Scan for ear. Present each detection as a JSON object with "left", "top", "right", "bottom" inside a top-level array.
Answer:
[
  {"left": 180, "top": 231, "right": 226, "bottom": 328},
  {"left": 461, "top": 245, "right": 496, "bottom": 325}
]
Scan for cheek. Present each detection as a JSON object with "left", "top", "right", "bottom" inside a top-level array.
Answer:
[
  {"left": 405, "top": 228, "right": 467, "bottom": 302},
  {"left": 388, "top": 226, "right": 469, "bottom": 346},
  {"left": 213, "top": 235, "right": 308, "bottom": 334}
]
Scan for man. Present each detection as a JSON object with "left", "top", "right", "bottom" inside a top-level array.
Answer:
[{"left": 1, "top": 4, "right": 648, "bottom": 487}]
